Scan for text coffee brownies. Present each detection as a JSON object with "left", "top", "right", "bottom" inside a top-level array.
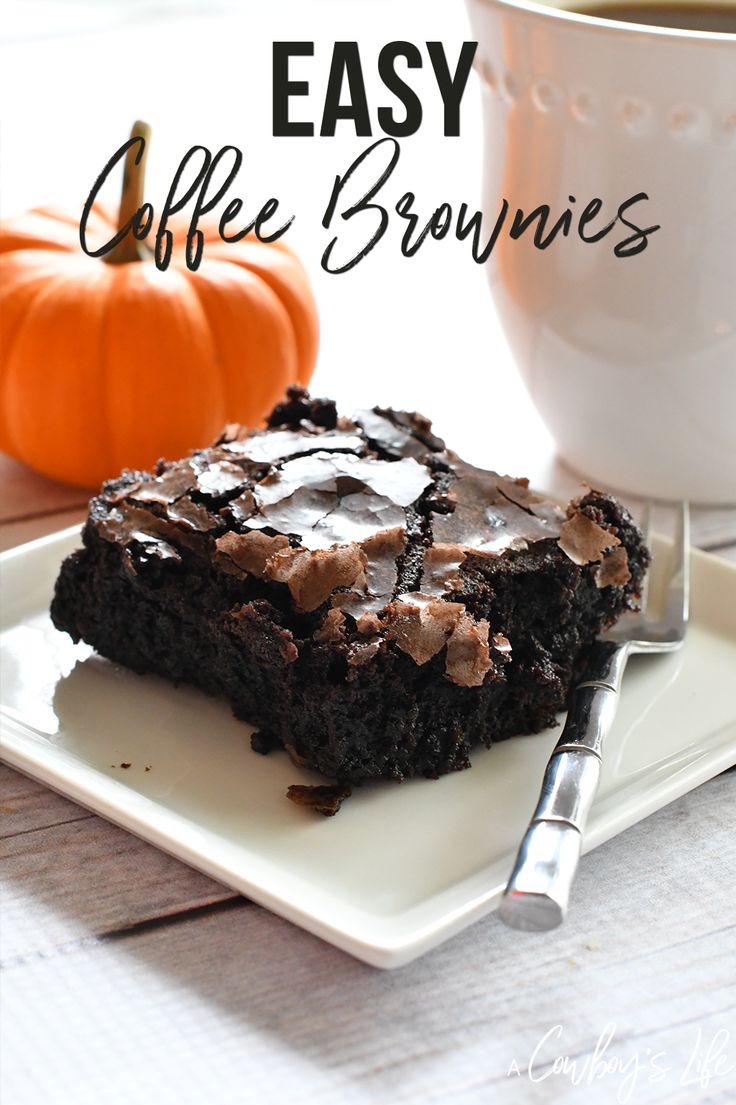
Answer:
[{"left": 51, "top": 389, "right": 648, "bottom": 803}]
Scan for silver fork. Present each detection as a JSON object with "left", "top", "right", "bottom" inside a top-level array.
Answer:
[{"left": 498, "top": 503, "right": 690, "bottom": 932}]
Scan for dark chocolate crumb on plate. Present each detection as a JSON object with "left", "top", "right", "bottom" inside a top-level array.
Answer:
[
  {"left": 287, "top": 784, "right": 353, "bottom": 817},
  {"left": 250, "top": 730, "right": 279, "bottom": 755}
]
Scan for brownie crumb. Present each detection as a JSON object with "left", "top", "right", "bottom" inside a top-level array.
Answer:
[
  {"left": 286, "top": 784, "right": 352, "bottom": 817},
  {"left": 267, "top": 385, "right": 337, "bottom": 431},
  {"left": 120, "top": 762, "right": 131, "bottom": 769},
  {"left": 251, "top": 729, "right": 279, "bottom": 756}
]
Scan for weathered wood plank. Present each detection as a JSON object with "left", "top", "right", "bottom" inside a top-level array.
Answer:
[
  {"left": 1, "top": 764, "right": 733, "bottom": 968},
  {"left": 1, "top": 813, "right": 237, "bottom": 962},
  {"left": 707, "top": 544, "right": 736, "bottom": 565},
  {"left": 1, "top": 843, "right": 734, "bottom": 1105},
  {"left": 689, "top": 509, "right": 736, "bottom": 556},
  {"left": 0, "top": 453, "right": 90, "bottom": 525},
  {"left": 0, "top": 507, "right": 85, "bottom": 552},
  {"left": 0, "top": 764, "right": 93, "bottom": 839}
]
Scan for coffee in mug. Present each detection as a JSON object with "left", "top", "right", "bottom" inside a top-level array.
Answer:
[{"left": 571, "top": 3, "right": 736, "bottom": 34}]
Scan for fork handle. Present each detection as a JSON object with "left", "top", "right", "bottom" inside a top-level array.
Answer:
[{"left": 498, "top": 674, "right": 622, "bottom": 932}]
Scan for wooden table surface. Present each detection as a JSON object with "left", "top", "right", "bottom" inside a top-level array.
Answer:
[{"left": 2, "top": 2, "right": 736, "bottom": 1101}]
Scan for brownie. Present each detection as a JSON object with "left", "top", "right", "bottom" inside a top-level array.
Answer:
[{"left": 50, "top": 387, "right": 649, "bottom": 788}]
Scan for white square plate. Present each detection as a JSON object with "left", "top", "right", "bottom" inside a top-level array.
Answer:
[{"left": 2, "top": 526, "right": 735, "bottom": 967}]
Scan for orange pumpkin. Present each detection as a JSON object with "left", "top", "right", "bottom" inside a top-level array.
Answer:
[{"left": 0, "top": 122, "right": 319, "bottom": 488}]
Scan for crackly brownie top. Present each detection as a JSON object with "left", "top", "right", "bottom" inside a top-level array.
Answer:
[{"left": 91, "top": 387, "right": 631, "bottom": 687}]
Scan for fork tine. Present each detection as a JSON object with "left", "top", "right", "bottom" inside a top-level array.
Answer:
[
  {"left": 662, "top": 501, "right": 690, "bottom": 631},
  {"left": 638, "top": 501, "right": 653, "bottom": 616}
]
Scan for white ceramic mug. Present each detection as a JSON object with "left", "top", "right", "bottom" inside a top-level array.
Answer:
[{"left": 465, "top": 0, "right": 736, "bottom": 503}]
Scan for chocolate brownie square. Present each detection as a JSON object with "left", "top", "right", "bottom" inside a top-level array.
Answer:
[{"left": 51, "top": 388, "right": 648, "bottom": 788}]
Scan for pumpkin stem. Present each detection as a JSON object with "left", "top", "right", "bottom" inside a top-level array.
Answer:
[{"left": 105, "top": 120, "right": 152, "bottom": 265}]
